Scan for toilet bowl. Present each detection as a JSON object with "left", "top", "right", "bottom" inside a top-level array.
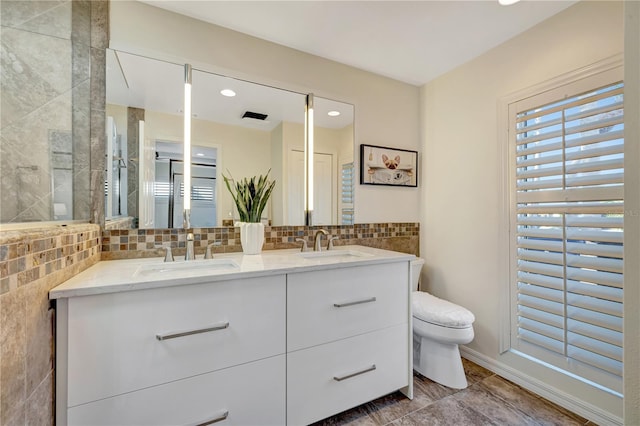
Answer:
[{"left": 410, "top": 258, "right": 475, "bottom": 389}]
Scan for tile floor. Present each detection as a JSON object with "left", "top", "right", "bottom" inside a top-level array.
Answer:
[{"left": 313, "top": 359, "right": 594, "bottom": 426}]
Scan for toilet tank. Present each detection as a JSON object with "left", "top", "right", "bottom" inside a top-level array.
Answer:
[{"left": 411, "top": 258, "right": 425, "bottom": 292}]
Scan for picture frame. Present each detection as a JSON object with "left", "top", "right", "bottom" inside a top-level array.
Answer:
[{"left": 360, "top": 144, "right": 418, "bottom": 187}]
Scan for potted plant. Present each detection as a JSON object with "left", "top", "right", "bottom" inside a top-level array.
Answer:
[{"left": 222, "top": 169, "right": 276, "bottom": 254}]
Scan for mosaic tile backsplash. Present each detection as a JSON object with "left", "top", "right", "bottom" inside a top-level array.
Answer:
[{"left": 101, "top": 223, "right": 420, "bottom": 260}]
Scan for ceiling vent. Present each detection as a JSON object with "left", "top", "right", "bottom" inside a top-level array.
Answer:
[{"left": 242, "top": 111, "right": 268, "bottom": 121}]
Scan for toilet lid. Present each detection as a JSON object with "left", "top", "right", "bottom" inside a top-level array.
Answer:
[{"left": 412, "top": 291, "right": 475, "bottom": 328}]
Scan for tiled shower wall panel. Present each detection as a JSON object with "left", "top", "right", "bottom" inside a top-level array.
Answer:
[{"left": 0, "top": 224, "right": 101, "bottom": 425}]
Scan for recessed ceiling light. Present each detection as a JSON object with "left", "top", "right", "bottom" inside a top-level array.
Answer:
[
  {"left": 498, "top": 0, "right": 520, "bottom": 5},
  {"left": 328, "top": 111, "right": 341, "bottom": 117},
  {"left": 220, "top": 89, "right": 236, "bottom": 97}
]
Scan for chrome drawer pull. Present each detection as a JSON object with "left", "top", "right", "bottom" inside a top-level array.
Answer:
[
  {"left": 191, "top": 410, "right": 229, "bottom": 426},
  {"left": 333, "top": 364, "right": 377, "bottom": 382},
  {"left": 333, "top": 297, "right": 376, "bottom": 308},
  {"left": 156, "top": 322, "right": 229, "bottom": 341}
]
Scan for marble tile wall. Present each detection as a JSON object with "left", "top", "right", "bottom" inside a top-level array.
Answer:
[
  {"left": 101, "top": 222, "right": 420, "bottom": 260},
  {"left": 104, "top": 216, "right": 135, "bottom": 231},
  {"left": 89, "top": 0, "right": 109, "bottom": 227},
  {"left": 0, "top": 0, "right": 73, "bottom": 222},
  {"left": 0, "top": 223, "right": 101, "bottom": 425},
  {"left": 126, "top": 107, "right": 145, "bottom": 222},
  {"left": 0, "top": 0, "right": 106, "bottom": 226}
]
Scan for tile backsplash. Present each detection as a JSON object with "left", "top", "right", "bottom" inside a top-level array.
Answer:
[
  {"left": 0, "top": 225, "right": 101, "bottom": 296},
  {"left": 101, "top": 222, "right": 420, "bottom": 260}
]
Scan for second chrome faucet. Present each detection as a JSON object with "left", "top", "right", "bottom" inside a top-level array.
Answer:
[{"left": 312, "top": 229, "right": 338, "bottom": 251}]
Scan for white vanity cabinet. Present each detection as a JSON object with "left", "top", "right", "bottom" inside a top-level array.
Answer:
[
  {"left": 287, "top": 263, "right": 411, "bottom": 425},
  {"left": 53, "top": 247, "right": 413, "bottom": 426},
  {"left": 56, "top": 275, "right": 287, "bottom": 425}
]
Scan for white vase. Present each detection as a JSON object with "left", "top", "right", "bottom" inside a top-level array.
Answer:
[{"left": 238, "top": 222, "right": 265, "bottom": 255}]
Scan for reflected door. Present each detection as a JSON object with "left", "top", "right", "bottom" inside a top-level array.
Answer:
[
  {"left": 172, "top": 165, "right": 217, "bottom": 228},
  {"left": 288, "top": 150, "right": 333, "bottom": 226}
]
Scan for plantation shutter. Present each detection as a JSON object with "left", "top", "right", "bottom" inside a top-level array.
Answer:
[
  {"left": 341, "top": 162, "right": 354, "bottom": 225},
  {"left": 510, "top": 75, "right": 623, "bottom": 393}
]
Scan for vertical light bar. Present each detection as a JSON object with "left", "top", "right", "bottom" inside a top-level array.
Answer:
[
  {"left": 183, "top": 64, "right": 192, "bottom": 228},
  {"left": 304, "top": 93, "right": 314, "bottom": 225}
]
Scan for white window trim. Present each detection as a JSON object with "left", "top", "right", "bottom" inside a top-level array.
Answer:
[{"left": 497, "top": 54, "right": 623, "bottom": 365}]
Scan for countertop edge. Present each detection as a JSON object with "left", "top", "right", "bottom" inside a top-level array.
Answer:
[{"left": 49, "top": 246, "right": 416, "bottom": 299}]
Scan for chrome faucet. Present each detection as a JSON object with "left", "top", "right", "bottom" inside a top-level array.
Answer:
[
  {"left": 314, "top": 229, "right": 328, "bottom": 251},
  {"left": 185, "top": 233, "right": 195, "bottom": 261},
  {"left": 295, "top": 238, "right": 308, "bottom": 252},
  {"left": 163, "top": 246, "right": 174, "bottom": 262},
  {"left": 204, "top": 243, "right": 215, "bottom": 259}
]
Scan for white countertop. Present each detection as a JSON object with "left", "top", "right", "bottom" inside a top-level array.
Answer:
[{"left": 49, "top": 245, "right": 415, "bottom": 299}]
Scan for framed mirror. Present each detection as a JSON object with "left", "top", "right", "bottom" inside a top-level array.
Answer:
[{"left": 105, "top": 49, "right": 354, "bottom": 229}]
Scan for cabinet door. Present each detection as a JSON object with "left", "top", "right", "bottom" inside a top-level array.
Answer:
[
  {"left": 67, "top": 275, "right": 285, "bottom": 406},
  {"left": 287, "top": 262, "right": 409, "bottom": 351},
  {"left": 68, "top": 355, "right": 286, "bottom": 426},
  {"left": 287, "top": 325, "right": 409, "bottom": 426}
]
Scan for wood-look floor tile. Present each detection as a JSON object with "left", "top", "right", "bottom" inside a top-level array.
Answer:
[
  {"left": 477, "top": 375, "right": 587, "bottom": 426},
  {"left": 412, "top": 372, "right": 458, "bottom": 400},
  {"left": 461, "top": 358, "right": 494, "bottom": 385},
  {"left": 310, "top": 405, "right": 377, "bottom": 426},
  {"left": 395, "top": 397, "right": 495, "bottom": 426},
  {"left": 365, "top": 385, "right": 435, "bottom": 425},
  {"left": 453, "top": 382, "right": 538, "bottom": 425}
]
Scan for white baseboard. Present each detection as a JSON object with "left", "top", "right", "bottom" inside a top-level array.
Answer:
[{"left": 459, "top": 346, "right": 623, "bottom": 426}]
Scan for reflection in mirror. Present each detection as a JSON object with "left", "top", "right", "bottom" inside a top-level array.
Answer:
[
  {"left": 105, "top": 49, "right": 354, "bottom": 229},
  {"left": 106, "top": 50, "right": 184, "bottom": 228},
  {"left": 312, "top": 97, "right": 355, "bottom": 226},
  {"left": 154, "top": 141, "right": 217, "bottom": 228}
]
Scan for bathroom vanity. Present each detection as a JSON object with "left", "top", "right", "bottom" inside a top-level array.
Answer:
[{"left": 50, "top": 246, "right": 414, "bottom": 425}]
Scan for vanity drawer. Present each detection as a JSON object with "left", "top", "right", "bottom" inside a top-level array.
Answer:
[
  {"left": 287, "top": 324, "right": 409, "bottom": 426},
  {"left": 287, "top": 262, "right": 409, "bottom": 351},
  {"left": 66, "top": 275, "right": 285, "bottom": 407},
  {"left": 67, "top": 354, "right": 285, "bottom": 426}
]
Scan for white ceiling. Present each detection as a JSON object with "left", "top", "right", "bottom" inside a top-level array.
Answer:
[{"left": 140, "top": 0, "right": 578, "bottom": 86}]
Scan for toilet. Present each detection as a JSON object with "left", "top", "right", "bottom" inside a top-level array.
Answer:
[{"left": 410, "top": 258, "right": 475, "bottom": 389}]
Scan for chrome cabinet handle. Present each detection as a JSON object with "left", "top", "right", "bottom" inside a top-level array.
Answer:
[
  {"left": 333, "top": 364, "right": 377, "bottom": 382},
  {"left": 156, "top": 322, "right": 229, "bottom": 341},
  {"left": 190, "top": 410, "right": 229, "bottom": 426},
  {"left": 333, "top": 297, "right": 376, "bottom": 308}
]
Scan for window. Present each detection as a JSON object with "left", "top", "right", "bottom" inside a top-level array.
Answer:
[
  {"left": 508, "top": 70, "right": 624, "bottom": 394},
  {"left": 341, "top": 162, "right": 355, "bottom": 225}
]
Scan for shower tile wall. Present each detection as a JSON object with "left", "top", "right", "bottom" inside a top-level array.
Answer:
[
  {"left": 1, "top": 2, "right": 72, "bottom": 222},
  {"left": 0, "top": 0, "right": 97, "bottom": 224},
  {"left": 126, "top": 107, "right": 145, "bottom": 221}
]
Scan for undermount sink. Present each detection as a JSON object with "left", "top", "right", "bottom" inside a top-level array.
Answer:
[
  {"left": 134, "top": 258, "right": 239, "bottom": 278},
  {"left": 298, "top": 249, "right": 373, "bottom": 259}
]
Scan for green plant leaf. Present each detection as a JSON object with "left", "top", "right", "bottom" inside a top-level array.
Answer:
[{"left": 222, "top": 169, "right": 275, "bottom": 223}]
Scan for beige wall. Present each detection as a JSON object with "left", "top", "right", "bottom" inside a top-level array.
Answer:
[
  {"left": 420, "top": 1, "right": 624, "bottom": 421},
  {"left": 109, "top": 0, "right": 421, "bottom": 224}
]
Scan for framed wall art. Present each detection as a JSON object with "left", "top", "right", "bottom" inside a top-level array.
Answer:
[{"left": 360, "top": 144, "right": 418, "bottom": 187}]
